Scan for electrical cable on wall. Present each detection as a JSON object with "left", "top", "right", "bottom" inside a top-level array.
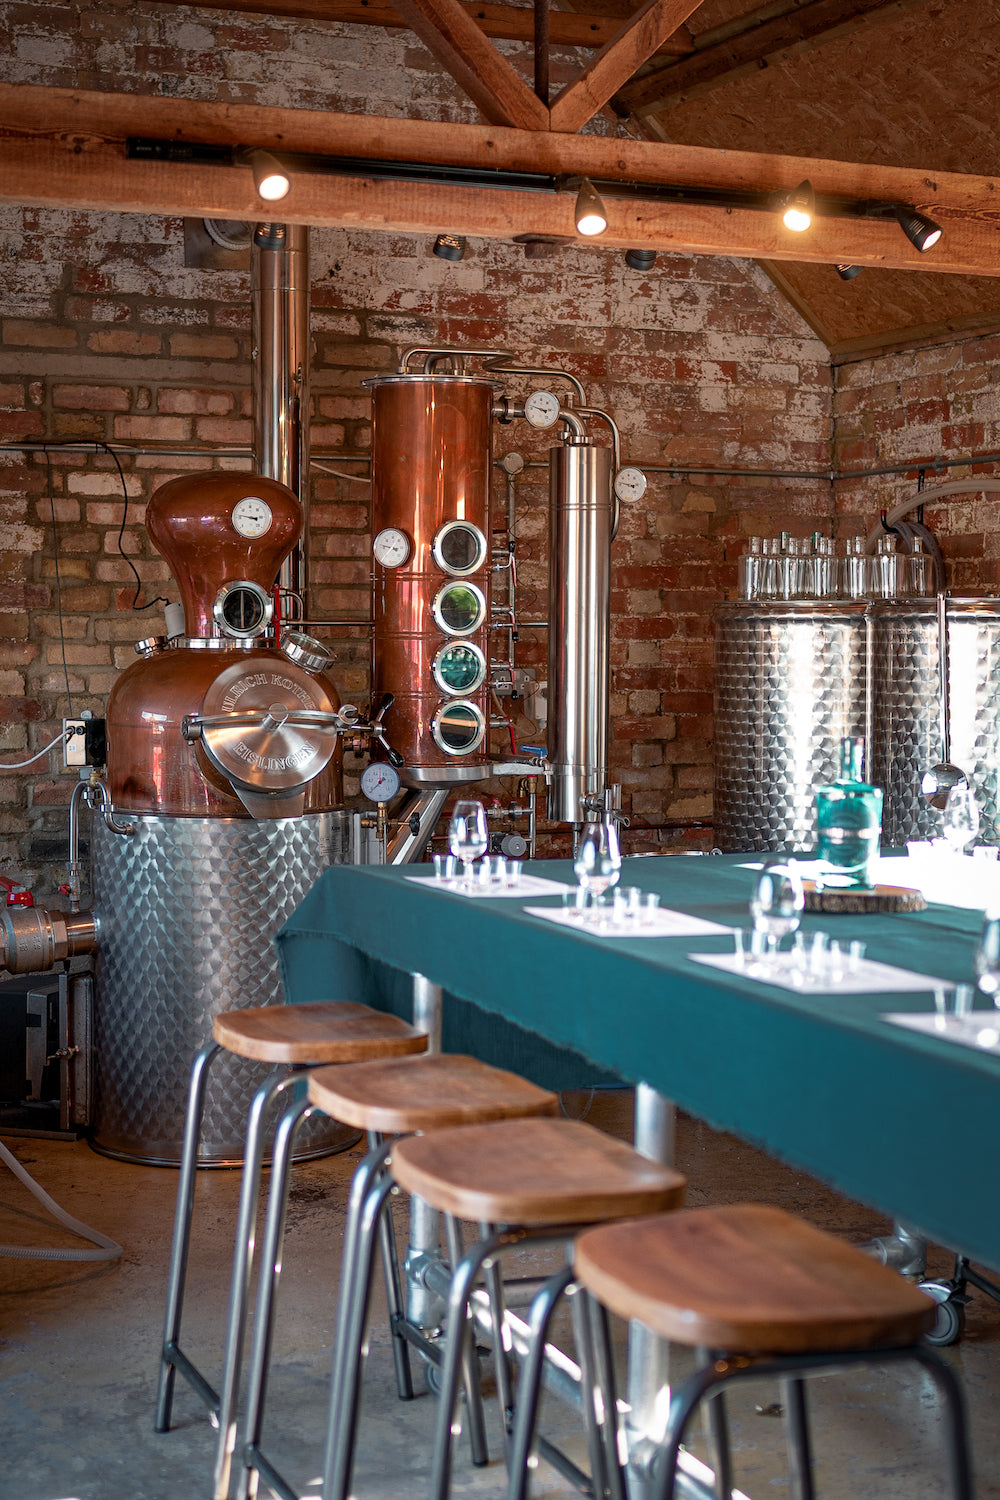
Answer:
[
  {"left": 311, "top": 459, "right": 371, "bottom": 484},
  {"left": 0, "top": 729, "right": 72, "bottom": 768}
]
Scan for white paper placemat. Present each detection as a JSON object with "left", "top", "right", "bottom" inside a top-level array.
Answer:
[
  {"left": 690, "top": 951, "right": 949, "bottom": 995},
  {"left": 524, "top": 906, "right": 733, "bottom": 937},
  {"left": 405, "top": 873, "right": 572, "bottom": 899},
  {"left": 884, "top": 1010, "right": 1000, "bottom": 1055}
]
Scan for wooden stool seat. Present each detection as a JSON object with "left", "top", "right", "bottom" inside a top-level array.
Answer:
[
  {"left": 212, "top": 1001, "right": 427, "bottom": 1064},
  {"left": 307, "top": 1052, "right": 557, "bottom": 1134},
  {"left": 575, "top": 1203, "right": 937, "bottom": 1354},
  {"left": 390, "top": 1116, "right": 686, "bottom": 1226}
]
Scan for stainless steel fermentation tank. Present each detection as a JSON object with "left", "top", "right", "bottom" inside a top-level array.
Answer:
[
  {"left": 714, "top": 597, "right": 1000, "bottom": 852},
  {"left": 713, "top": 602, "right": 867, "bottom": 852}
]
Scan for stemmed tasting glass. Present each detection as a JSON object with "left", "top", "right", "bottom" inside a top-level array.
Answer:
[
  {"left": 448, "top": 800, "right": 488, "bottom": 890},
  {"left": 974, "top": 907, "right": 1000, "bottom": 1003},
  {"left": 749, "top": 860, "right": 804, "bottom": 973},
  {"left": 573, "top": 821, "right": 622, "bottom": 921},
  {"left": 942, "top": 783, "right": 980, "bottom": 856}
]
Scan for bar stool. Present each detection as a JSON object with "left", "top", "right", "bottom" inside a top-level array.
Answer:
[
  {"left": 153, "top": 999, "right": 427, "bottom": 1499},
  {"left": 511, "top": 1203, "right": 974, "bottom": 1500},
  {"left": 320, "top": 1112, "right": 686, "bottom": 1500},
  {"left": 236, "top": 1052, "right": 560, "bottom": 1500}
]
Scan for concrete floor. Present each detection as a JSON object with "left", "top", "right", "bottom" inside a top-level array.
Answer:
[{"left": 1, "top": 1092, "right": 997, "bottom": 1500}]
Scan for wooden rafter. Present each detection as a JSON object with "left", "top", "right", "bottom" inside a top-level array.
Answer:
[
  {"left": 549, "top": 0, "right": 705, "bottom": 133},
  {"left": 143, "top": 0, "right": 695, "bottom": 54},
  {"left": 618, "top": 0, "right": 935, "bottom": 114},
  {"left": 1, "top": 85, "right": 998, "bottom": 275}
]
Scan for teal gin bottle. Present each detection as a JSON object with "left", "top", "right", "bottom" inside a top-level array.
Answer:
[{"left": 815, "top": 737, "right": 883, "bottom": 889}]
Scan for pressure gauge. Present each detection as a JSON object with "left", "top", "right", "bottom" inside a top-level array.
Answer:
[
  {"left": 524, "top": 389, "right": 561, "bottom": 429},
  {"left": 373, "top": 527, "right": 411, "bottom": 568},
  {"left": 360, "top": 760, "right": 401, "bottom": 803},
  {"left": 231, "top": 495, "right": 273, "bottom": 538},
  {"left": 614, "top": 466, "right": 648, "bottom": 502}
]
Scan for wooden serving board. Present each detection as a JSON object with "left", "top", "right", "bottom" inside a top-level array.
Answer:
[{"left": 802, "top": 881, "right": 927, "bottom": 914}]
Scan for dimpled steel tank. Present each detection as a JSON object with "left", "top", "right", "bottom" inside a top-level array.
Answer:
[
  {"left": 713, "top": 601, "right": 868, "bottom": 852},
  {"left": 870, "top": 598, "right": 1000, "bottom": 847}
]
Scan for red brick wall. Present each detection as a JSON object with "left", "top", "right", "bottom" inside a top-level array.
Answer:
[
  {"left": 832, "top": 335, "right": 1000, "bottom": 590},
  {"left": 0, "top": 3, "right": 833, "bottom": 899}
]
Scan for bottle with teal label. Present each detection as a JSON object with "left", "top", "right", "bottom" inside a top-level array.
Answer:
[{"left": 815, "top": 737, "right": 883, "bottom": 889}]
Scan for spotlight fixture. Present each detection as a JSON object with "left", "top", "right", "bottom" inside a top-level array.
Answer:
[
  {"left": 248, "top": 150, "right": 291, "bottom": 203},
  {"left": 624, "top": 248, "right": 656, "bottom": 271},
  {"left": 782, "top": 180, "right": 815, "bottom": 233},
  {"left": 894, "top": 205, "right": 943, "bottom": 252},
  {"left": 433, "top": 234, "right": 467, "bottom": 262},
  {"left": 835, "top": 263, "right": 864, "bottom": 281},
  {"left": 574, "top": 178, "right": 608, "bottom": 237}
]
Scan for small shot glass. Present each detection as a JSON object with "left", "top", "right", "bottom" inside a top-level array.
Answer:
[
  {"left": 637, "top": 891, "right": 661, "bottom": 926},
  {"left": 432, "top": 852, "right": 456, "bottom": 883},
  {"left": 505, "top": 859, "right": 522, "bottom": 889},
  {"left": 562, "top": 888, "right": 587, "bottom": 922},
  {"left": 848, "top": 939, "right": 867, "bottom": 975},
  {"left": 953, "top": 984, "right": 975, "bottom": 1019},
  {"left": 933, "top": 985, "right": 949, "bottom": 1029}
]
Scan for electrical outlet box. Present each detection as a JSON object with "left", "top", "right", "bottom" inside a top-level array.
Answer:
[
  {"left": 63, "top": 719, "right": 88, "bottom": 768},
  {"left": 62, "top": 717, "right": 106, "bottom": 769}
]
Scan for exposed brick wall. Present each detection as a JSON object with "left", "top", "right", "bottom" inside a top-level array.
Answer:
[
  {"left": 832, "top": 336, "right": 1000, "bottom": 591},
  {"left": 0, "top": 1, "right": 834, "bottom": 898}
]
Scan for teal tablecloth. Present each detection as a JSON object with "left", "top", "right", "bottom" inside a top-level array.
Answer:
[{"left": 276, "top": 855, "right": 1000, "bottom": 1269}]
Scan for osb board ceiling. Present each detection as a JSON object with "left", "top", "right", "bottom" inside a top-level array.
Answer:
[{"left": 623, "top": 0, "right": 1000, "bottom": 357}]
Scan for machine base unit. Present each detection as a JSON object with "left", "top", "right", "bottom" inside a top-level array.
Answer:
[
  {"left": 0, "top": 969, "right": 92, "bottom": 1139},
  {"left": 90, "top": 810, "right": 357, "bottom": 1165}
]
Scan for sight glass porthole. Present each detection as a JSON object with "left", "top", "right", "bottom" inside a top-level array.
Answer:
[
  {"left": 432, "top": 519, "right": 488, "bottom": 577},
  {"left": 432, "top": 641, "right": 487, "bottom": 695},
  {"left": 212, "top": 579, "right": 273, "bottom": 639},
  {"left": 431, "top": 580, "right": 487, "bottom": 636},
  {"left": 431, "top": 699, "right": 487, "bottom": 755}
]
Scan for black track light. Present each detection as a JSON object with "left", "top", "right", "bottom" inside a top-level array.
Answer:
[
  {"left": 781, "top": 180, "right": 815, "bottom": 232},
  {"left": 433, "top": 234, "right": 467, "bottom": 262},
  {"left": 835, "top": 263, "right": 864, "bottom": 280},
  {"left": 574, "top": 178, "right": 608, "bottom": 237},
  {"left": 248, "top": 150, "right": 291, "bottom": 203},
  {"left": 895, "top": 205, "right": 943, "bottom": 252},
  {"left": 624, "top": 248, "right": 656, "bottom": 271}
]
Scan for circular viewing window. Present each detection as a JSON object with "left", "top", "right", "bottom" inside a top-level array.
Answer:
[
  {"left": 431, "top": 700, "right": 487, "bottom": 756},
  {"left": 212, "top": 580, "right": 273, "bottom": 639},
  {"left": 432, "top": 520, "right": 488, "bottom": 577},
  {"left": 431, "top": 580, "right": 487, "bottom": 637},
  {"left": 432, "top": 641, "right": 487, "bottom": 695}
]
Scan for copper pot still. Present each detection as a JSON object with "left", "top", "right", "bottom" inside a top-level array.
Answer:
[
  {"left": 106, "top": 470, "right": 343, "bottom": 817},
  {"left": 365, "top": 375, "right": 496, "bottom": 787}
]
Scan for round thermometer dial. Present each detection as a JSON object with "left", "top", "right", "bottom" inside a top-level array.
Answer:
[
  {"left": 360, "top": 761, "right": 401, "bottom": 803},
  {"left": 614, "top": 466, "right": 648, "bottom": 502},
  {"left": 524, "top": 390, "right": 561, "bottom": 429},
  {"left": 231, "top": 495, "right": 273, "bottom": 538},
  {"left": 373, "top": 527, "right": 411, "bottom": 568}
]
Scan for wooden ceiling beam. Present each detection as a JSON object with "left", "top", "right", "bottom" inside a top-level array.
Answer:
[
  {"left": 335, "top": 0, "right": 549, "bottom": 127},
  {"left": 143, "top": 0, "right": 695, "bottom": 55},
  {"left": 1, "top": 85, "right": 998, "bottom": 274},
  {"left": 549, "top": 0, "right": 705, "bottom": 133},
  {"left": 618, "top": 0, "right": 934, "bottom": 114}
]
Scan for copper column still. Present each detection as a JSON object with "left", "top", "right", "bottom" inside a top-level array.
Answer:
[
  {"left": 89, "top": 469, "right": 354, "bottom": 1164},
  {"left": 365, "top": 374, "right": 496, "bottom": 785}
]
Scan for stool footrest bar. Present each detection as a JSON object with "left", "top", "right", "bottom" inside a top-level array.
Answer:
[{"left": 160, "top": 1343, "right": 220, "bottom": 1417}]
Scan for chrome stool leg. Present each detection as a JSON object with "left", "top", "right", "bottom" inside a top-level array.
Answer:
[
  {"left": 213, "top": 1069, "right": 306, "bottom": 1500},
  {"left": 155, "top": 1039, "right": 220, "bottom": 1432},
  {"left": 506, "top": 1266, "right": 575, "bottom": 1500}
]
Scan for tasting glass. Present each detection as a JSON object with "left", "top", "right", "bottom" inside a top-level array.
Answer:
[
  {"left": 574, "top": 821, "right": 622, "bottom": 921},
  {"left": 974, "top": 907, "right": 1000, "bottom": 1003},
  {"left": 448, "top": 799, "right": 488, "bottom": 890},
  {"left": 749, "top": 860, "right": 805, "bottom": 971},
  {"left": 942, "top": 784, "right": 980, "bottom": 856}
]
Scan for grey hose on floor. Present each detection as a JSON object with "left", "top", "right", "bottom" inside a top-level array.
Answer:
[{"left": 0, "top": 1138, "right": 122, "bottom": 1261}]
